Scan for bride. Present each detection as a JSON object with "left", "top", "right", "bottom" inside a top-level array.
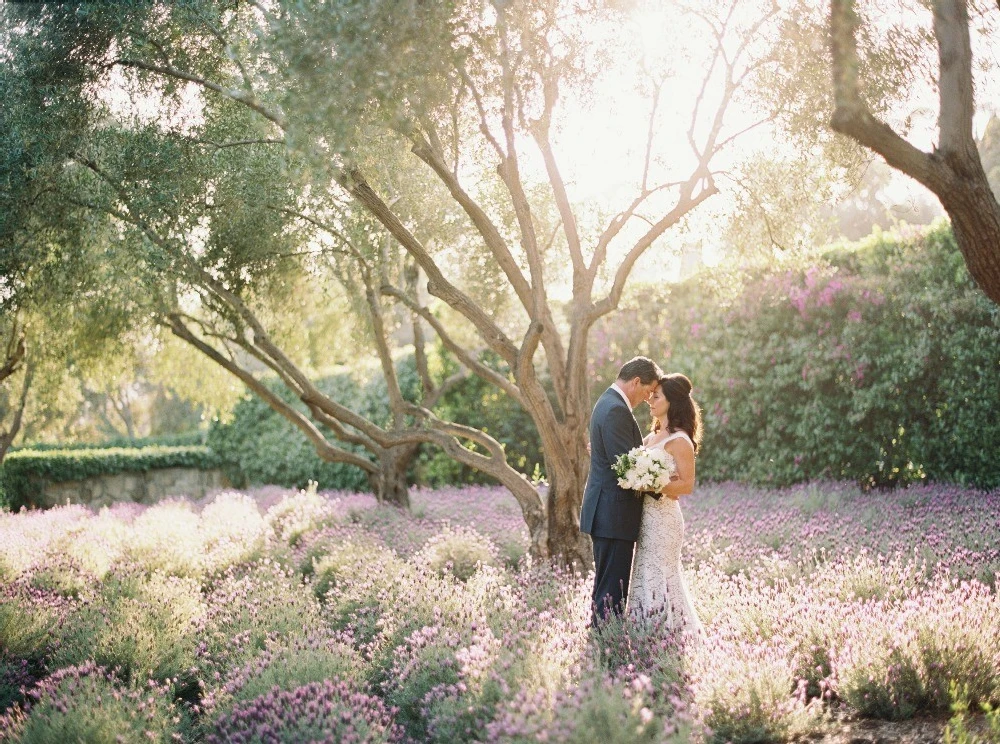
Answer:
[{"left": 627, "top": 372, "right": 704, "bottom": 641}]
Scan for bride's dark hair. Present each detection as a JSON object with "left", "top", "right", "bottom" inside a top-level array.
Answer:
[{"left": 652, "top": 373, "right": 703, "bottom": 454}]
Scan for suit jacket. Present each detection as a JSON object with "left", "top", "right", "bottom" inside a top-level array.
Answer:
[{"left": 579, "top": 387, "right": 644, "bottom": 541}]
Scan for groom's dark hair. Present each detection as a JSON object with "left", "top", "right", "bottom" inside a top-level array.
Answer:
[{"left": 617, "top": 356, "right": 662, "bottom": 384}]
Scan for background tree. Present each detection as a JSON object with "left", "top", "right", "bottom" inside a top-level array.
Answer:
[
  {"left": 4, "top": 0, "right": 793, "bottom": 564},
  {"left": 829, "top": 0, "right": 1000, "bottom": 304},
  {"left": 0, "top": 316, "right": 29, "bottom": 462}
]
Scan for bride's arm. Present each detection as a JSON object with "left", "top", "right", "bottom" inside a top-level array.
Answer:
[{"left": 658, "top": 439, "right": 695, "bottom": 499}]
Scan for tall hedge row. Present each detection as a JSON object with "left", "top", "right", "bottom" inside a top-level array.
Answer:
[
  {"left": 186, "top": 223, "right": 1000, "bottom": 492},
  {"left": 206, "top": 354, "right": 543, "bottom": 491},
  {"left": 205, "top": 371, "right": 370, "bottom": 491},
  {"left": 652, "top": 222, "right": 1000, "bottom": 488}
]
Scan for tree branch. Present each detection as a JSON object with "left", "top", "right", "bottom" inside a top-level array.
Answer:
[
  {"left": 340, "top": 168, "right": 520, "bottom": 366},
  {"left": 166, "top": 313, "right": 378, "bottom": 473},
  {"left": 406, "top": 131, "right": 534, "bottom": 312},
  {"left": 112, "top": 58, "right": 288, "bottom": 130},
  {"left": 381, "top": 284, "right": 528, "bottom": 407},
  {"left": 933, "top": 0, "right": 977, "bottom": 161},
  {"left": 591, "top": 176, "right": 718, "bottom": 322},
  {"left": 828, "top": 0, "right": 947, "bottom": 192}
]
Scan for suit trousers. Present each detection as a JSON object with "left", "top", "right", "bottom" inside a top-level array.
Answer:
[{"left": 591, "top": 535, "right": 635, "bottom": 626}]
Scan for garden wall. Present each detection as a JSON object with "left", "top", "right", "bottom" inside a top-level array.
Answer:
[
  {"left": 29, "top": 467, "right": 229, "bottom": 509},
  {"left": 0, "top": 445, "right": 225, "bottom": 510}
]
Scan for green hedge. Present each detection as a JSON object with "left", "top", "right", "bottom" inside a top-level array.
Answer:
[
  {"left": 207, "top": 352, "right": 543, "bottom": 491},
  {"left": 12, "top": 433, "right": 204, "bottom": 452},
  {"left": 591, "top": 221, "right": 1000, "bottom": 489},
  {"left": 206, "top": 371, "right": 372, "bottom": 492},
  {"left": 0, "top": 446, "right": 220, "bottom": 510}
]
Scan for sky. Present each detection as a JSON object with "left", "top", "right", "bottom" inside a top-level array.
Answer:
[{"left": 535, "top": 0, "right": 1000, "bottom": 276}]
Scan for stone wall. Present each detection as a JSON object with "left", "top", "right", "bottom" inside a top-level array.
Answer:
[{"left": 31, "top": 468, "right": 230, "bottom": 509}]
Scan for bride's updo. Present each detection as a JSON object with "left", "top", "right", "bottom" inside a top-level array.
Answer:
[{"left": 653, "top": 373, "right": 703, "bottom": 454}]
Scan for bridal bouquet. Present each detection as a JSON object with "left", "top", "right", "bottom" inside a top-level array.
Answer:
[{"left": 612, "top": 446, "right": 676, "bottom": 493}]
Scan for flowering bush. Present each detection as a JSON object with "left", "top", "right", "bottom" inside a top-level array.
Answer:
[
  {"left": 413, "top": 523, "right": 500, "bottom": 581},
  {"left": 487, "top": 667, "right": 689, "bottom": 744},
  {"left": 591, "top": 222, "right": 1000, "bottom": 489},
  {"left": 206, "top": 679, "right": 404, "bottom": 744},
  {"left": 0, "top": 481, "right": 997, "bottom": 743},
  {"left": 202, "top": 632, "right": 363, "bottom": 719},
  {"left": 195, "top": 560, "right": 325, "bottom": 682},
  {"left": 0, "top": 662, "right": 182, "bottom": 743},
  {"left": 49, "top": 570, "right": 203, "bottom": 689},
  {"left": 264, "top": 481, "right": 343, "bottom": 546}
]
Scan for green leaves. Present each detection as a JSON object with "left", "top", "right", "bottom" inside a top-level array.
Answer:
[
  {"left": 594, "top": 222, "right": 1000, "bottom": 489},
  {"left": 0, "top": 445, "right": 221, "bottom": 509}
]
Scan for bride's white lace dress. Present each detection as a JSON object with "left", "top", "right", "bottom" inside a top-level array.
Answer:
[{"left": 627, "top": 430, "right": 703, "bottom": 640}]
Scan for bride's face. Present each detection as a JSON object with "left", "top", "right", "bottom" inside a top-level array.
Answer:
[{"left": 648, "top": 385, "right": 669, "bottom": 419}]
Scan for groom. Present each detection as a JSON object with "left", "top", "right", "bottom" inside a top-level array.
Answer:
[{"left": 580, "top": 356, "right": 662, "bottom": 626}]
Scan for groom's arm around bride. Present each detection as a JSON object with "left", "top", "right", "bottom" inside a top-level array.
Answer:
[{"left": 579, "top": 356, "right": 662, "bottom": 627}]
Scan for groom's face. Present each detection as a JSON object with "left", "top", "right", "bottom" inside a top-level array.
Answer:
[{"left": 626, "top": 377, "right": 657, "bottom": 408}]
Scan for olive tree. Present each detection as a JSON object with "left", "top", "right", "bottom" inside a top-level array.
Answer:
[
  {"left": 5, "top": 0, "right": 788, "bottom": 563},
  {"left": 828, "top": 0, "right": 1000, "bottom": 303}
]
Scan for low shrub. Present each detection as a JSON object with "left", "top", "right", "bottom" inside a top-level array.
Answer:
[
  {"left": 198, "top": 492, "right": 270, "bottom": 575},
  {"left": 265, "top": 481, "right": 342, "bottom": 546},
  {"left": 0, "top": 505, "right": 92, "bottom": 580},
  {"left": 487, "top": 668, "right": 686, "bottom": 744},
  {"left": 829, "top": 580, "right": 1000, "bottom": 719},
  {"left": 122, "top": 500, "right": 205, "bottom": 577},
  {"left": 202, "top": 632, "right": 363, "bottom": 720},
  {"left": 195, "top": 561, "right": 324, "bottom": 681},
  {"left": 413, "top": 523, "right": 500, "bottom": 581},
  {"left": 206, "top": 679, "right": 404, "bottom": 744},
  {"left": 944, "top": 683, "right": 1000, "bottom": 744},
  {"left": 306, "top": 531, "right": 394, "bottom": 601},
  {"left": 50, "top": 570, "right": 203, "bottom": 689},
  {"left": 0, "top": 586, "right": 67, "bottom": 711},
  {"left": 688, "top": 635, "right": 818, "bottom": 742},
  {"left": 0, "top": 662, "right": 182, "bottom": 744},
  {"left": 381, "top": 623, "right": 465, "bottom": 740}
]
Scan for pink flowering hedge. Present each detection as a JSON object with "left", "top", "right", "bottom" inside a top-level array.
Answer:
[
  {"left": 590, "top": 222, "right": 1000, "bottom": 489},
  {"left": 0, "top": 481, "right": 998, "bottom": 742}
]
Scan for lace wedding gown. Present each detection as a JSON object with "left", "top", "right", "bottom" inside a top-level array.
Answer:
[{"left": 626, "top": 430, "right": 703, "bottom": 641}]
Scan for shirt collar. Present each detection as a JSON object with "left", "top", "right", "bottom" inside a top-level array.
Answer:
[{"left": 609, "top": 384, "right": 632, "bottom": 408}]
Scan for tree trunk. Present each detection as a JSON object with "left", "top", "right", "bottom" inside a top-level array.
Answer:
[
  {"left": 543, "top": 432, "right": 593, "bottom": 571},
  {"left": 0, "top": 362, "right": 31, "bottom": 465},
  {"left": 374, "top": 444, "right": 416, "bottom": 510},
  {"left": 829, "top": 0, "right": 1000, "bottom": 307},
  {"left": 938, "top": 164, "right": 1000, "bottom": 305}
]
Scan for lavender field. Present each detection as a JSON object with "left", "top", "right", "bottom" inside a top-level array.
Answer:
[{"left": 1, "top": 481, "right": 999, "bottom": 743}]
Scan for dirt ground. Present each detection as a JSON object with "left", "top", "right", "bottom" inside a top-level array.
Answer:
[{"left": 796, "top": 709, "right": 992, "bottom": 743}]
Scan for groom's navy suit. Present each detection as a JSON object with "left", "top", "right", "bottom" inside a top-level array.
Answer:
[{"left": 580, "top": 386, "right": 644, "bottom": 624}]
